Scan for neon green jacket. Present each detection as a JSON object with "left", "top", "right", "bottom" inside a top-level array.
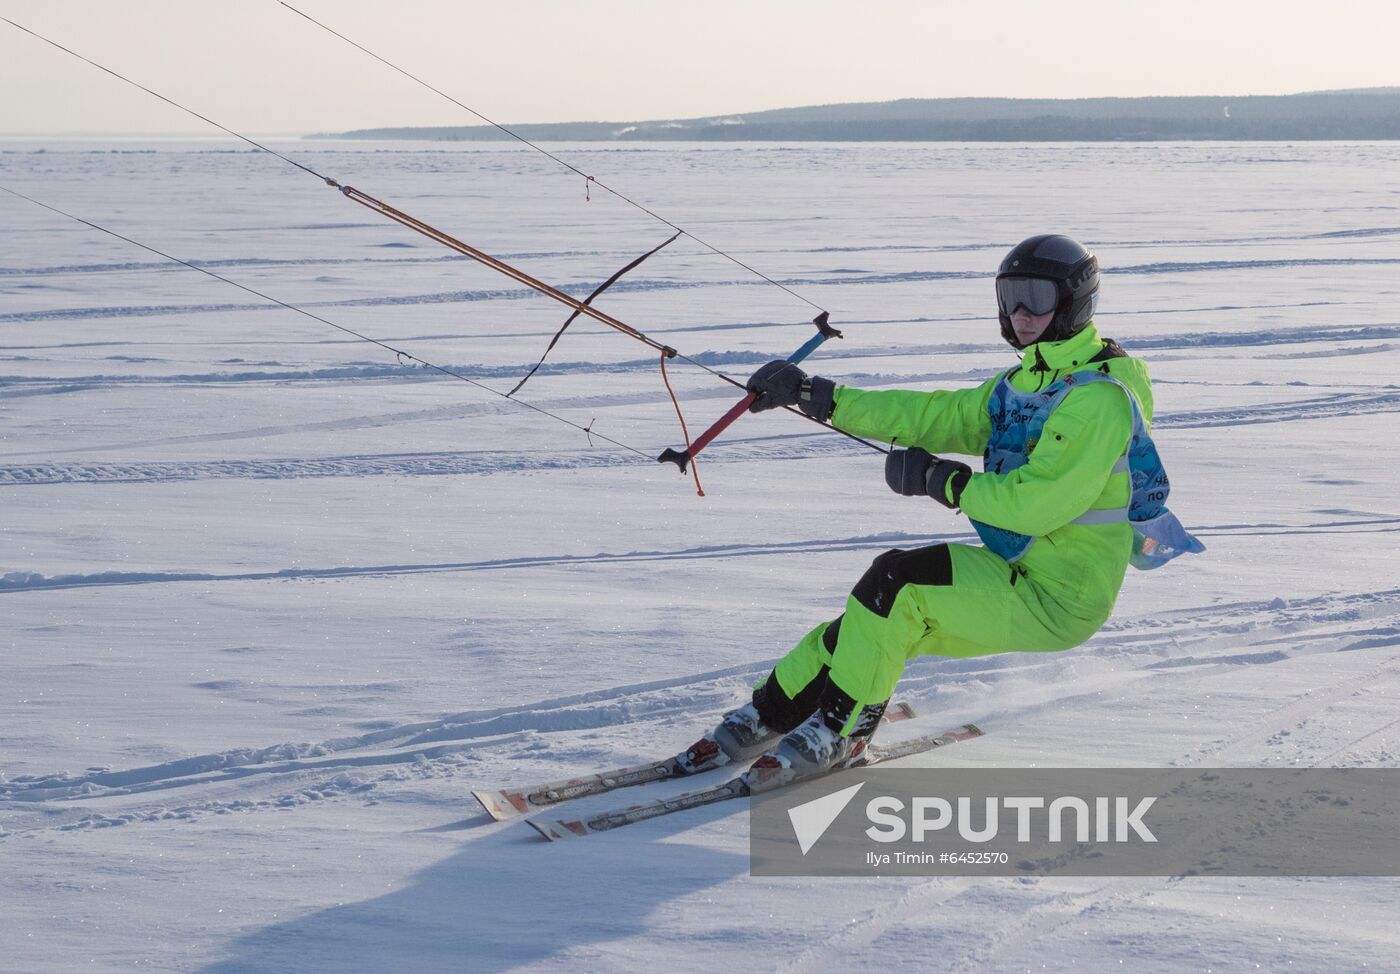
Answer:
[{"left": 830, "top": 322, "right": 1153, "bottom": 622}]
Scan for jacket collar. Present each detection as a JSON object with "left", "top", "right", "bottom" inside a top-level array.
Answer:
[{"left": 1020, "top": 322, "right": 1105, "bottom": 374}]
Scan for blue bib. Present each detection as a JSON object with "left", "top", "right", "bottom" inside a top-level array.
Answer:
[{"left": 971, "top": 369, "right": 1204, "bottom": 570}]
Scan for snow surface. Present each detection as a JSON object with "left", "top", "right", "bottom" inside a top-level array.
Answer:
[{"left": 2, "top": 139, "right": 1399, "bottom": 972}]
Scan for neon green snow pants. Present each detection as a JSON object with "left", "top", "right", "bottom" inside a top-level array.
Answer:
[{"left": 770, "top": 542, "right": 1113, "bottom": 735}]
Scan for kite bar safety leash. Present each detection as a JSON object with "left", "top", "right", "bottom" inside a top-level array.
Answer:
[
  {"left": 507, "top": 230, "right": 682, "bottom": 398},
  {"left": 657, "top": 312, "right": 845, "bottom": 479}
]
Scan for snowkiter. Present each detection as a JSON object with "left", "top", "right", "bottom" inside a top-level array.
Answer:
[{"left": 681, "top": 234, "right": 1202, "bottom": 776}]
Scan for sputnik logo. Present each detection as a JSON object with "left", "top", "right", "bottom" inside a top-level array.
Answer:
[{"left": 787, "top": 782, "right": 865, "bottom": 855}]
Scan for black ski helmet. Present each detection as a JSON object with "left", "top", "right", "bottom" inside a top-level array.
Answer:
[{"left": 995, "top": 234, "right": 1100, "bottom": 348}]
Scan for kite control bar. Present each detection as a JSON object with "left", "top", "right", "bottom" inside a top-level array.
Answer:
[{"left": 657, "top": 312, "right": 842, "bottom": 474}]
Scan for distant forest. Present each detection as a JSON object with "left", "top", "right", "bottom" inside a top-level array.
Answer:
[{"left": 314, "top": 90, "right": 1400, "bottom": 142}]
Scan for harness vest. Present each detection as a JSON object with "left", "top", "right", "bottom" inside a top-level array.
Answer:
[{"left": 971, "top": 367, "right": 1205, "bottom": 570}]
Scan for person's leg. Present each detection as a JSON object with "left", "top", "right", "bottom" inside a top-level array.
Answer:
[
  {"left": 709, "top": 614, "right": 874, "bottom": 768},
  {"left": 818, "top": 544, "right": 958, "bottom": 734},
  {"left": 715, "top": 543, "right": 1100, "bottom": 771},
  {"left": 681, "top": 619, "right": 839, "bottom": 771},
  {"left": 820, "top": 543, "right": 1099, "bottom": 733},
  {"left": 752, "top": 618, "right": 841, "bottom": 733},
  {"left": 748, "top": 547, "right": 955, "bottom": 770}
]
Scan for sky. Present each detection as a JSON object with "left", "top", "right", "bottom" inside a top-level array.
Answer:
[{"left": 0, "top": 0, "right": 1397, "bottom": 136}]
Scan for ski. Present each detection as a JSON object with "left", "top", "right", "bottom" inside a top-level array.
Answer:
[
  {"left": 472, "top": 701, "right": 918, "bottom": 821},
  {"left": 526, "top": 722, "right": 984, "bottom": 841}
]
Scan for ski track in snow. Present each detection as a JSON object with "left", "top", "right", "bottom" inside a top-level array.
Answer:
[
  {"left": 4, "top": 587, "right": 1396, "bottom": 841},
  {"left": 0, "top": 531, "right": 960, "bottom": 592},
  {"left": 5, "top": 224, "right": 1398, "bottom": 280},
  {"left": 1, "top": 515, "right": 1398, "bottom": 594},
  {"left": 774, "top": 875, "right": 1153, "bottom": 974},
  {"left": 2, "top": 388, "right": 1398, "bottom": 488},
  {"left": 6, "top": 255, "right": 1400, "bottom": 324},
  {"left": 2, "top": 324, "right": 1396, "bottom": 397},
  {"left": 0, "top": 662, "right": 771, "bottom": 835}
]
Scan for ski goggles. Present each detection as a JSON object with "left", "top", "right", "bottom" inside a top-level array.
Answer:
[{"left": 995, "top": 276, "right": 1059, "bottom": 317}]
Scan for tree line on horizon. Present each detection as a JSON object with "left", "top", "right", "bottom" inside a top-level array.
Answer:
[
  {"left": 317, "top": 89, "right": 1400, "bottom": 142},
  {"left": 315, "top": 90, "right": 1400, "bottom": 142}
]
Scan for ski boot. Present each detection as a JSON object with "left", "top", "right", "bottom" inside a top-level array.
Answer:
[
  {"left": 749, "top": 712, "right": 868, "bottom": 774},
  {"left": 745, "top": 698, "right": 887, "bottom": 788},
  {"left": 675, "top": 702, "right": 780, "bottom": 774}
]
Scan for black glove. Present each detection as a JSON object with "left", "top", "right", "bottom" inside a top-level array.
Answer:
[
  {"left": 926, "top": 456, "right": 972, "bottom": 509},
  {"left": 745, "top": 360, "right": 836, "bottom": 422},
  {"left": 885, "top": 447, "right": 934, "bottom": 496},
  {"left": 885, "top": 448, "right": 972, "bottom": 508}
]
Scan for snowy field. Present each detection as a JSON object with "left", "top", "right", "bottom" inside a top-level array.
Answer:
[{"left": 2, "top": 139, "right": 1398, "bottom": 972}]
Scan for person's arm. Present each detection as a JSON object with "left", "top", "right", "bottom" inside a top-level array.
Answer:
[
  {"left": 831, "top": 381, "right": 995, "bottom": 456},
  {"left": 957, "top": 382, "right": 1132, "bottom": 535}
]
